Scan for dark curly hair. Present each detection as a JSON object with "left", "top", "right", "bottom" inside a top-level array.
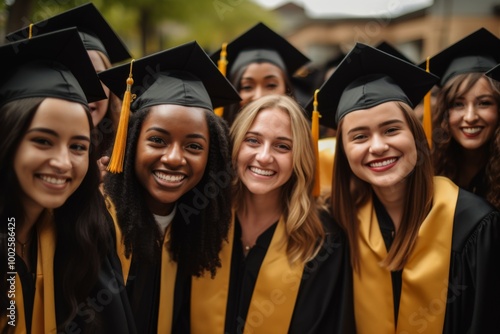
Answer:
[
  {"left": 104, "top": 107, "right": 233, "bottom": 277},
  {"left": 0, "top": 97, "right": 113, "bottom": 332},
  {"left": 433, "top": 72, "right": 500, "bottom": 210}
]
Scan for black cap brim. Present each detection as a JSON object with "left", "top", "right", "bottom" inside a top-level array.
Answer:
[
  {"left": 0, "top": 27, "right": 106, "bottom": 106},
  {"left": 6, "top": 3, "right": 131, "bottom": 64}
]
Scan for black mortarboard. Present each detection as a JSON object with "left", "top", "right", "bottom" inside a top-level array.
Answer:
[
  {"left": 419, "top": 28, "right": 500, "bottom": 86},
  {"left": 485, "top": 63, "right": 500, "bottom": 82},
  {"left": 99, "top": 41, "right": 241, "bottom": 112},
  {"left": 0, "top": 27, "right": 106, "bottom": 108},
  {"left": 306, "top": 43, "right": 439, "bottom": 128},
  {"left": 375, "top": 41, "right": 414, "bottom": 64},
  {"left": 6, "top": 3, "right": 131, "bottom": 64},
  {"left": 211, "top": 22, "right": 310, "bottom": 79}
]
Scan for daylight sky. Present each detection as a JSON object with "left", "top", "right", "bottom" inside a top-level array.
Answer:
[{"left": 253, "top": 0, "right": 434, "bottom": 18}]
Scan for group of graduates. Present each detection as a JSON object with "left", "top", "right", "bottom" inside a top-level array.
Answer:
[{"left": 1, "top": 2, "right": 499, "bottom": 333}]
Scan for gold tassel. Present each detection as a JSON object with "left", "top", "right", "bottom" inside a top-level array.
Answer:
[
  {"left": 28, "top": 23, "right": 33, "bottom": 39},
  {"left": 312, "top": 89, "right": 321, "bottom": 197},
  {"left": 423, "top": 56, "right": 433, "bottom": 149},
  {"left": 107, "top": 60, "right": 135, "bottom": 173},
  {"left": 214, "top": 42, "right": 228, "bottom": 117}
]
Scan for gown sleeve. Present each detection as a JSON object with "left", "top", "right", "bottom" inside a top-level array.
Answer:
[{"left": 443, "top": 190, "right": 500, "bottom": 334}]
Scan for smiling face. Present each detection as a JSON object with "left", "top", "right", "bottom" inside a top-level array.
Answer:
[
  {"left": 236, "top": 107, "right": 294, "bottom": 198},
  {"left": 341, "top": 101, "right": 417, "bottom": 194},
  {"left": 448, "top": 76, "right": 499, "bottom": 151},
  {"left": 87, "top": 50, "right": 111, "bottom": 126},
  {"left": 238, "top": 62, "right": 287, "bottom": 107},
  {"left": 14, "top": 98, "right": 90, "bottom": 216},
  {"left": 134, "top": 105, "right": 210, "bottom": 215}
]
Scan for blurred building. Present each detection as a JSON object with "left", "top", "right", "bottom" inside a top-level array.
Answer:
[{"left": 272, "top": 0, "right": 500, "bottom": 67}]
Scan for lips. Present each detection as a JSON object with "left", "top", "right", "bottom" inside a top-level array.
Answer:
[
  {"left": 461, "top": 127, "right": 483, "bottom": 136},
  {"left": 249, "top": 166, "right": 276, "bottom": 176},
  {"left": 36, "top": 174, "right": 70, "bottom": 189}
]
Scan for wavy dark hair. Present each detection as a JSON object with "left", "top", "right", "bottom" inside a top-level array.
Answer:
[
  {"left": 221, "top": 62, "right": 296, "bottom": 127},
  {"left": 104, "top": 107, "right": 233, "bottom": 277},
  {"left": 433, "top": 72, "right": 500, "bottom": 210},
  {"left": 0, "top": 97, "right": 113, "bottom": 331}
]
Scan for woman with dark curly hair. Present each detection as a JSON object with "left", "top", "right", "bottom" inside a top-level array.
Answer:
[
  {"left": 0, "top": 30, "right": 134, "bottom": 333},
  {"left": 99, "top": 41, "right": 240, "bottom": 333},
  {"left": 428, "top": 28, "right": 500, "bottom": 210}
]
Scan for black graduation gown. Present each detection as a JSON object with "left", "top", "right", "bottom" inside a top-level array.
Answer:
[
  {"left": 374, "top": 189, "right": 500, "bottom": 333},
  {"left": 54, "top": 246, "right": 136, "bottom": 333},
  {"left": 184, "top": 211, "right": 355, "bottom": 334}
]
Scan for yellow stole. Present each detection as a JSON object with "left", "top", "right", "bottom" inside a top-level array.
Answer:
[
  {"left": 318, "top": 137, "right": 336, "bottom": 196},
  {"left": 354, "top": 176, "right": 458, "bottom": 333},
  {"left": 105, "top": 197, "right": 177, "bottom": 333},
  {"left": 2, "top": 212, "right": 57, "bottom": 333},
  {"left": 191, "top": 214, "right": 305, "bottom": 334}
]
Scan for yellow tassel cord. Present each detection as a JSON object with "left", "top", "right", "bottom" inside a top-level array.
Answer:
[
  {"left": 107, "top": 60, "right": 135, "bottom": 173},
  {"left": 28, "top": 23, "right": 33, "bottom": 38},
  {"left": 423, "top": 56, "right": 433, "bottom": 149},
  {"left": 312, "top": 89, "right": 321, "bottom": 197},
  {"left": 214, "top": 42, "right": 228, "bottom": 117}
]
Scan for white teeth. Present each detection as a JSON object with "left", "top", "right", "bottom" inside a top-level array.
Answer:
[
  {"left": 39, "top": 175, "right": 67, "bottom": 185},
  {"left": 369, "top": 158, "right": 396, "bottom": 168},
  {"left": 154, "top": 171, "right": 185, "bottom": 182},
  {"left": 250, "top": 167, "right": 275, "bottom": 176},
  {"left": 463, "top": 127, "right": 481, "bottom": 134}
]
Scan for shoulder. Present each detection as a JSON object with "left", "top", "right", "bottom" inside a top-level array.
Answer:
[{"left": 452, "top": 188, "right": 500, "bottom": 252}]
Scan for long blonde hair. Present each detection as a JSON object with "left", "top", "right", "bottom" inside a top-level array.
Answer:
[{"left": 230, "top": 95, "right": 325, "bottom": 264}]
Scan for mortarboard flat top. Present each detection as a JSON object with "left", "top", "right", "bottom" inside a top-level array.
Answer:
[
  {"left": 211, "top": 22, "right": 310, "bottom": 78},
  {"left": 6, "top": 2, "right": 131, "bottom": 64},
  {"left": 99, "top": 41, "right": 241, "bottom": 112},
  {"left": 419, "top": 28, "right": 500, "bottom": 86},
  {"left": 0, "top": 27, "right": 106, "bottom": 107},
  {"left": 306, "top": 43, "right": 438, "bottom": 129},
  {"left": 375, "top": 41, "right": 414, "bottom": 64}
]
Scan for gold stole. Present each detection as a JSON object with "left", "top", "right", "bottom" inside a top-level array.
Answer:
[
  {"left": 354, "top": 176, "right": 458, "bottom": 333},
  {"left": 105, "top": 197, "right": 177, "bottom": 332},
  {"left": 318, "top": 137, "right": 336, "bottom": 196},
  {"left": 191, "top": 214, "right": 305, "bottom": 334},
  {"left": 6, "top": 212, "right": 57, "bottom": 333}
]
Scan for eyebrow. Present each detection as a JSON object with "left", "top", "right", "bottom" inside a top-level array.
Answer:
[
  {"left": 246, "top": 131, "right": 292, "bottom": 142},
  {"left": 347, "top": 119, "right": 404, "bottom": 135},
  {"left": 145, "top": 127, "right": 208, "bottom": 142},
  {"left": 27, "top": 128, "right": 90, "bottom": 142}
]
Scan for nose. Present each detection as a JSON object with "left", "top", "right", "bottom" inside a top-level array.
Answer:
[
  {"left": 463, "top": 104, "right": 479, "bottom": 123},
  {"left": 255, "top": 142, "right": 273, "bottom": 165},
  {"left": 49, "top": 147, "right": 72, "bottom": 173},
  {"left": 160, "top": 143, "right": 186, "bottom": 167},
  {"left": 368, "top": 135, "right": 389, "bottom": 155},
  {"left": 251, "top": 86, "right": 264, "bottom": 101}
]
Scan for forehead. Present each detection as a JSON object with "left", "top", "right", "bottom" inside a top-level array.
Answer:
[
  {"left": 242, "top": 62, "right": 286, "bottom": 79},
  {"left": 341, "top": 101, "right": 406, "bottom": 130},
  {"left": 142, "top": 105, "right": 209, "bottom": 133}
]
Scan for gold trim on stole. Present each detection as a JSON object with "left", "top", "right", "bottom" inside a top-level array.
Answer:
[
  {"left": 191, "top": 214, "right": 305, "bottom": 334},
  {"left": 354, "top": 176, "right": 458, "bottom": 333},
  {"left": 7, "top": 212, "right": 57, "bottom": 333}
]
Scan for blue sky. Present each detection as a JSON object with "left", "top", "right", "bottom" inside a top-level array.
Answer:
[{"left": 253, "top": 0, "right": 434, "bottom": 18}]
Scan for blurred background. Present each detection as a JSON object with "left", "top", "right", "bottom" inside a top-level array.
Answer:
[{"left": 1, "top": 0, "right": 499, "bottom": 70}]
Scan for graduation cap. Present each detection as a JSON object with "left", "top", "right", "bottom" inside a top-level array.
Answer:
[
  {"left": 99, "top": 41, "right": 241, "bottom": 173},
  {"left": 210, "top": 22, "right": 310, "bottom": 79},
  {"left": 306, "top": 43, "right": 439, "bottom": 129},
  {"left": 375, "top": 41, "right": 414, "bottom": 64},
  {"left": 6, "top": 2, "right": 131, "bottom": 64},
  {"left": 0, "top": 27, "right": 106, "bottom": 108},
  {"left": 485, "top": 63, "right": 500, "bottom": 81},
  {"left": 419, "top": 28, "right": 500, "bottom": 86}
]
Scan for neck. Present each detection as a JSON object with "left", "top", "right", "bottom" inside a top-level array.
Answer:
[{"left": 372, "top": 183, "right": 406, "bottom": 232}]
